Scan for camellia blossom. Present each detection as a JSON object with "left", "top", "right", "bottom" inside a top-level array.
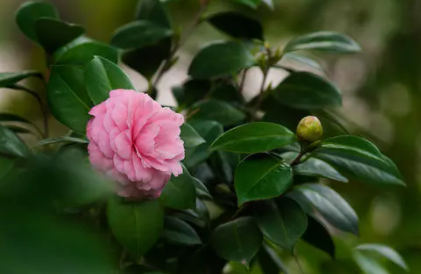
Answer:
[{"left": 86, "top": 89, "right": 185, "bottom": 199}]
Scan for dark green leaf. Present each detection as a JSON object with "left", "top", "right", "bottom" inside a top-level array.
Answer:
[
  {"left": 0, "top": 158, "right": 14, "bottom": 180},
  {"left": 47, "top": 65, "right": 92, "bottom": 133},
  {"left": 284, "top": 31, "right": 361, "bottom": 53},
  {"left": 160, "top": 164, "right": 196, "bottom": 209},
  {"left": 0, "top": 113, "right": 32, "bottom": 124},
  {"left": 235, "top": 154, "right": 293, "bottom": 205},
  {"left": 136, "top": 0, "right": 171, "bottom": 27},
  {"left": 210, "top": 122, "right": 296, "bottom": 153},
  {"left": 84, "top": 56, "right": 134, "bottom": 104},
  {"left": 188, "top": 41, "right": 256, "bottom": 79},
  {"left": 210, "top": 83, "right": 243, "bottom": 105},
  {"left": 208, "top": 12, "right": 263, "bottom": 40},
  {"left": 302, "top": 216, "right": 335, "bottom": 258},
  {"left": 212, "top": 217, "right": 262, "bottom": 264},
  {"left": 0, "top": 71, "right": 41, "bottom": 87},
  {"left": 258, "top": 243, "right": 289, "bottom": 274},
  {"left": 15, "top": 1, "right": 59, "bottom": 41},
  {"left": 192, "top": 177, "right": 212, "bottom": 199},
  {"left": 229, "top": 0, "right": 260, "bottom": 9},
  {"left": 35, "top": 18, "right": 85, "bottom": 54},
  {"left": 53, "top": 37, "right": 118, "bottom": 65},
  {"left": 273, "top": 72, "right": 342, "bottom": 109},
  {"left": 190, "top": 100, "right": 245, "bottom": 126},
  {"left": 255, "top": 198, "right": 307, "bottom": 251},
  {"left": 0, "top": 124, "right": 29, "bottom": 158},
  {"left": 209, "top": 151, "right": 239, "bottom": 183},
  {"left": 311, "top": 135, "right": 405, "bottom": 186},
  {"left": 172, "top": 79, "right": 212, "bottom": 108},
  {"left": 111, "top": 21, "right": 173, "bottom": 50},
  {"left": 355, "top": 244, "right": 409, "bottom": 271},
  {"left": 288, "top": 183, "right": 359, "bottom": 235},
  {"left": 294, "top": 157, "right": 348, "bottom": 182},
  {"left": 180, "top": 123, "right": 206, "bottom": 148},
  {"left": 162, "top": 216, "right": 202, "bottom": 245}
]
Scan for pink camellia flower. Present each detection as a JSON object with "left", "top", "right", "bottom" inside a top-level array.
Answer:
[{"left": 86, "top": 89, "right": 185, "bottom": 199}]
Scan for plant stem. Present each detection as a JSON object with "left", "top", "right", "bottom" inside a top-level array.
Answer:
[
  {"left": 293, "top": 253, "right": 306, "bottom": 274},
  {"left": 238, "top": 68, "right": 249, "bottom": 97},
  {"left": 290, "top": 150, "right": 306, "bottom": 166}
]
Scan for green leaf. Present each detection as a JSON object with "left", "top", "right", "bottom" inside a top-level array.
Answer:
[
  {"left": 35, "top": 136, "right": 89, "bottom": 147},
  {"left": 284, "top": 31, "right": 361, "bottom": 53},
  {"left": 354, "top": 252, "right": 390, "bottom": 274},
  {"left": 281, "top": 53, "right": 324, "bottom": 72},
  {"left": 188, "top": 41, "right": 256, "bottom": 79},
  {"left": 302, "top": 215, "right": 335, "bottom": 258},
  {"left": 288, "top": 184, "right": 359, "bottom": 235},
  {"left": 210, "top": 122, "right": 295, "bottom": 154},
  {"left": 84, "top": 56, "right": 134, "bottom": 105},
  {"left": 208, "top": 12, "right": 263, "bottom": 41},
  {"left": 212, "top": 217, "right": 262, "bottom": 265},
  {"left": 172, "top": 79, "right": 212, "bottom": 108},
  {"left": 180, "top": 123, "right": 206, "bottom": 148},
  {"left": 294, "top": 157, "right": 348, "bottom": 182},
  {"left": 47, "top": 65, "right": 92, "bottom": 133},
  {"left": 209, "top": 151, "right": 239, "bottom": 183},
  {"left": 229, "top": 0, "right": 260, "bottom": 9},
  {"left": 254, "top": 198, "right": 307, "bottom": 251},
  {"left": 15, "top": 1, "right": 59, "bottom": 41},
  {"left": 0, "top": 113, "right": 32, "bottom": 124},
  {"left": 258, "top": 243, "right": 289, "bottom": 274},
  {"left": 160, "top": 164, "right": 196, "bottom": 210},
  {"left": 235, "top": 154, "right": 293, "bottom": 205},
  {"left": 53, "top": 37, "right": 118, "bottom": 65},
  {"left": 273, "top": 72, "right": 342, "bottom": 109},
  {"left": 0, "top": 71, "right": 41, "bottom": 87},
  {"left": 35, "top": 18, "right": 85, "bottom": 54},
  {"left": 190, "top": 100, "right": 245, "bottom": 126},
  {"left": 0, "top": 124, "right": 29, "bottom": 158},
  {"left": 107, "top": 198, "right": 164, "bottom": 259},
  {"left": 192, "top": 177, "right": 212, "bottom": 199},
  {"left": 162, "top": 216, "right": 202, "bottom": 245},
  {"left": 311, "top": 135, "right": 405, "bottom": 186},
  {"left": 0, "top": 158, "right": 14, "bottom": 180},
  {"left": 111, "top": 21, "right": 173, "bottom": 50},
  {"left": 136, "top": 0, "right": 171, "bottom": 27},
  {"left": 355, "top": 244, "right": 409, "bottom": 271}
]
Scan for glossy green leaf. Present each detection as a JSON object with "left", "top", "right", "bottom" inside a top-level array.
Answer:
[
  {"left": 212, "top": 217, "right": 262, "bottom": 265},
  {"left": 355, "top": 244, "right": 409, "bottom": 271},
  {"left": 235, "top": 153, "right": 293, "bottom": 205},
  {"left": 288, "top": 183, "right": 359, "bottom": 235},
  {"left": 107, "top": 198, "right": 164, "bottom": 259},
  {"left": 160, "top": 165, "right": 196, "bottom": 210},
  {"left": 47, "top": 65, "right": 92, "bottom": 133},
  {"left": 15, "top": 1, "right": 59, "bottom": 41},
  {"left": 354, "top": 252, "right": 390, "bottom": 274},
  {"left": 284, "top": 31, "right": 361, "bottom": 53},
  {"left": 294, "top": 157, "right": 348, "bottom": 182},
  {"left": 35, "top": 18, "right": 85, "bottom": 54},
  {"left": 255, "top": 198, "right": 307, "bottom": 251},
  {"left": 210, "top": 122, "right": 296, "bottom": 153},
  {"left": 136, "top": 0, "right": 171, "bottom": 27},
  {"left": 302, "top": 215, "right": 335, "bottom": 258},
  {"left": 84, "top": 56, "right": 134, "bottom": 104},
  {"left": 190, "top": 100, "right": 245, "bottom": 127},
  {"left": 208, "top": 12, "right": 263, "bottom": 40},
  {"left": 311, "top": 135, "right": 405, "bottom": 186},
  {"left": 192, "top": 177, "right": 212, "bottom": 199},
  {"left": 111, "top": 21, "right": 172, "bottom": 50},
  {"left": 53, "top": 37, "right": 118, "bottom": 65},
  {"left": 0, "top": 71, "right": 41, "bottom": 87},
  {"left": 229, "top": 0, "right": 273, "bottom": 9},
  {"left": 273, "top": 72, "right": 342, "bottom": 109},
  {"left": 180, "top": 123, "right": 206, "bottom": 148},
  {"left": 188, "top": 41, "right": 256, "bottom": 79},
  {"left": 0, "top": 124, "right": 29, "bottom": 158},
  {"left": 162, "top": 216, "right": 202, "bottom": 245},
  {"left": 281, "top": 53, "right": 324, "bottom": 72},
  {"left": 172, "top": 79, "right": 212, "bottom": 108}
]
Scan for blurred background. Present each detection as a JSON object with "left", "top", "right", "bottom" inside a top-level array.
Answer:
[{"left": 1, "top": 0, "right": 421, "bottom": 273}]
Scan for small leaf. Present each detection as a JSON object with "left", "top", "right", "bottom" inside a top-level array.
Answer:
[
  {"left": 210, "top": 122, "right": 295, "bottom": 153},
  {"left": 136, "top": 0, "right": 171, "bottom": 27},
  {"left": 208, "top": 12, "right": 263, "bottom": 40},
  {"left": 255, "top": 198, "right": 307, "bottom": 251},
  {"left": 160, "top": 164, "right": 196, "bottom": 210},
  {"left": 0, "top": 124, "right": 29, "bottom": 158},
  {"left": 302, "top": 215, "right": 335, "bottom": 258},
  {"left": 47, "top": 65, "right": 92, "bottom": 133},
  {"left": 84, "top": 56, "right": 134, "bottom": 104},
  {"left": 294, "top": 157, "right": 348, "bottom": 182},
  {"left": 180, "top": 123, "right": 206, "bottom": 148},
  {"left": 192, "top": 177, "right": 212, "bottom": 199},
  {"left": 15, "top": 1, "right": 59, "bottom": 41},
  {"left": 273, "top": 72, "right": 342, "bottom": 109},
  {"left": 35, "top": 18, "right": 85, "bottom": 54},
  {"left": 172, "top": 79, "right": 212, "bottom": 108},
  {"left": 235, "top": 154, "right": 293, "bottom": 205},
  {"left": 288, "top": 184, "right": 359, "bottom": 235},
  {"left": 281, "top": 53, "right": 324, "bottom": 72},
  {"left": 35, "top": 136, "right": 89, "bottom": 147},
  {"left": 284, "top": 31, "right": 361, "bottom": 53},
  {"left": 190, "top": 100, "right": 245, "bottom": 126},
  {"left": 0, "top": 71, "right": 41, "bottom": 87},
  {"left": 107, "top": 198, "right": 164, "bottom": 259},
  {"left": 354, "top": 252, "right": 390, "bottom": 274},
  {"left": 355, "top": 244, "right": 409, "bottom": 271},
  {"left": 188, "top": 41, "right": 256, "bottom": 79},
  {"left": 311, "top": 135, "right": 405, "bottom": 186},
  {"left": 212, "top": 217, "right": 262, "bottom": 265},
  {"left": 162, "top": 216, "right": 202, "bottom": 245}
]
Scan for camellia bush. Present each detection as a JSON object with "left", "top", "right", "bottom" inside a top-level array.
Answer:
[{"left": 0, "top": 0, "right": 411, "bottom": 273}]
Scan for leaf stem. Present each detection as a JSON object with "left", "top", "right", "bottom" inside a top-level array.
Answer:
[{"left": 293, "top": 252, "right": 306, "bottom": 274}]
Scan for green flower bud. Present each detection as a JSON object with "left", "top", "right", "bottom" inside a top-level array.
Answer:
[{"left": 296, "top": 116, "right": 323, "bottom": 142}]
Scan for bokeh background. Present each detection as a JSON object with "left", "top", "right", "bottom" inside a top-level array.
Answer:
[{"left": 1, "top": 0, "right": 421, "bottom": 273}]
